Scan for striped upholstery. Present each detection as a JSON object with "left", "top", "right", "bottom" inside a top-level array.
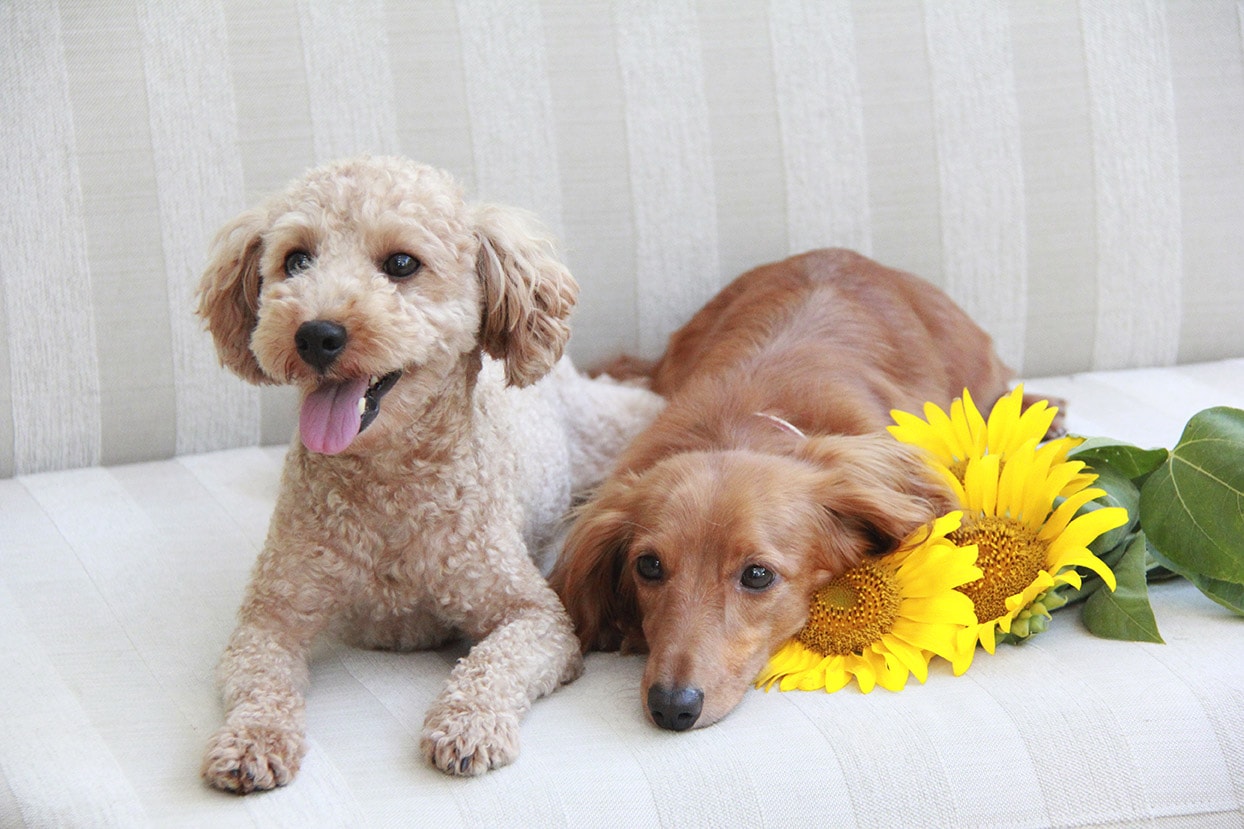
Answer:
[
  {"left": 3, "top": 364, "right": 1244, "bottom": 825},
  {"left": 3, "top": 0, "right": 1243, "bottom": 476}
]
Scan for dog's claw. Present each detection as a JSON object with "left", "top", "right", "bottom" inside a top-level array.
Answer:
[
  {"left": 421, "top": 704, "right": 520, "bottom": 777},
  {"left": 202, "top": 724, "right": 305, "bottom": 794}
]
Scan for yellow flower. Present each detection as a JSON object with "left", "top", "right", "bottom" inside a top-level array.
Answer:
[
  {"left": 756, "top": 512, "right": 981, "bottom": 694},
  {"left": 888, "top": 385, "right": 1082, "bottom": 481},
  {"left": 889, "top": 388, "right": 1130, "bottom": 673},
  {"left": 943, "top": 444, "right": 1128, "bottom": 673}
]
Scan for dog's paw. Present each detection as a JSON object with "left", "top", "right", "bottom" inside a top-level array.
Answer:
[
  {"left": 420, "top": 704, "right": 520, "bottom": 776},
  {"left": 201, "top": 723, "right": 306, "bottom": 794}
]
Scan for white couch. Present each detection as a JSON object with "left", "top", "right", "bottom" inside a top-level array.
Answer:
[{"left": 3, "top": 2, "right": 1244, "bottom": 826}]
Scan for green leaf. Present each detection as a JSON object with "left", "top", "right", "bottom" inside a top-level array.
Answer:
[
  {"left": 1081, "top": 533, "right": 1164, "bottom": 643},
  {"left": 1071, "top": 438, "right": 1169, "bottom": 483},
  {"left": 1187, "top": 574, "right": 1244, "bottom": 616},
  {"left": 1148, "top": 539, "right": 1244, "bottom": 616},
  {"left": 1140, "top": 407, "right": 1244, "bottom": 584},
  {"left": 1081, "top": 464, "right": 1140, "bottom": 557}
]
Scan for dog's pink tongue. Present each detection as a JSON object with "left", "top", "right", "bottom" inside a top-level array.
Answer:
[{"left": 300, "top": 377, "right": 369, "bottom": 455}]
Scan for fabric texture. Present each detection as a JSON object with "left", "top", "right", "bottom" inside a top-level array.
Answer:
[
  {"left": 2, "top": 360, "right": 1243, "bottom": 826},
  {"left": 2, "top": 1, "right": 1244, "bottom": 475}
]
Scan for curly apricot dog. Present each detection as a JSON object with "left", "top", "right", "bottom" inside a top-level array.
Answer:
[{"left": 196, "top": 156, "right": 661, "bottom": 791}]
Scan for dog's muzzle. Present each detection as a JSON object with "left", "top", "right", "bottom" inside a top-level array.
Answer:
[
  {"left": 647, "top": 685, "right": 704, "bottom": 732},
  {"left": 295, "top": 319, "right": 347, "bottom": 372}
]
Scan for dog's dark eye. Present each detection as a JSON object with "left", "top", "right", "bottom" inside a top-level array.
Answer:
[
  {"left": 740, "top": 564, "right": 775, "bottom": 591},
  {"left": 284, "top": 250, "right": 313, "bottom": 276},
  {"left": 636, "top": 554, "right": 663, "bottom": 582},
  {"left": 382, "top": 252, "right": 421, "bottom": 279}
]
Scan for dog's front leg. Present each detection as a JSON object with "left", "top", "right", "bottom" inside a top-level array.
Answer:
[
  {"left": 420, "top": 554, "right": 583, "bottom": 776},
  {"left": 202, "top": 546, "right": 341, "bottom": 794}
]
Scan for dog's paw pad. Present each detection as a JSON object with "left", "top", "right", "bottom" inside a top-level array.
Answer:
[
  {"left": 202, "top": 724, "right": 305, "bottom": 794},
  {"left": 420, "top": 706, "right": 520, "bottom": 777}
]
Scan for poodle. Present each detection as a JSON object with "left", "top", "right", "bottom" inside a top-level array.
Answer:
[
  {"left": 550, "top": 249, "right": 1016, "bottom": 731},
  {"left": 195, "top": 156, "right": 662, "bottom": 791}
]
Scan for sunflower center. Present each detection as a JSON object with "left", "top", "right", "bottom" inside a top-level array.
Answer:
[
  {"left": 796, "top": 563, "right": 901, "bottom": 656},
  {"left": 948, "top": 456, "right": 969, "bottom": 484},
  {"left": 950, "top": 516, "right": 1048, "bottom": 623}
]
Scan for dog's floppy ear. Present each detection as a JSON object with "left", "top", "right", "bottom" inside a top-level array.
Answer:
[
  {"left": 549, "top": 477, "right": 644, "bottom": 654},
  {"left": 195, "top": 207, "right": 271, "bottom": 385},
  {"left": 473, "top": 203, "right": 578, "bottom": 388},
  {"left": 799, "top": 434, "right": 955, "bottom": 565}
]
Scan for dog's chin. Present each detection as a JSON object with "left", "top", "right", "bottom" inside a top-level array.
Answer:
[{"left": 298, "top": 368, "right": 405, "bottom": 455}]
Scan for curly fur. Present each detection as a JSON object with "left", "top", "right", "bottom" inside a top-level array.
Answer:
[{"left": 194, "top": 156, "right": 662, "bottom": 791}]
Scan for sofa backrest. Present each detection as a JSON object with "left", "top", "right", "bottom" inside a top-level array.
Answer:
[{"left": 3, "top": 0, "right": 1243, "bottom": 477}]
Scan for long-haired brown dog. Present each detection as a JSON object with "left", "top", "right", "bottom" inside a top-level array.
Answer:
[{"left": 550, "top": 248, "right": 1014, "bottom": 731}]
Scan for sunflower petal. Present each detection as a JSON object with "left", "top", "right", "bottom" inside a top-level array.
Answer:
[
  {"left": 852, "top": 656, "right": 877, "bottom": 694},
  {"left": 947, "top": 397, "right": 977, "bottom": 462},
  {"left": 964, "top": 454, "right": 1001, "bottom": 516},
  {"left": 978, "top": 620, "right": 999, "bottom": 653},
  {"left": 898, "top": 594, "right": 978, "bottom": 624},
  {"left": 880, "top": 634, "right": 932, "bottom": 682},
  {"left": 875, "top": 651, "right": 912, "bottom": 692},
  {"left": 960, "top": 388, "right": 989, "bottom": 454},
  {"left": 953, "top": 627, "right": 981, "bottom": 675},
  {"left": 1041, "top": 487, "right": 1110, "bottom": 540},
  {"left": 1055, "top": 569, "right": 1083, "bottom": 590},
  {"left": 1052, "top": 549, "right": 1118, "bottom": 591},
  {"left": 1045, "top": 506, "right": 1129, "bottom": 554},
  {"left": 986, "top": 387, "right": 1025, "bottom": 454}
]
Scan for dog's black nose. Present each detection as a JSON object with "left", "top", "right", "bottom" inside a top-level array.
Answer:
[
  {"left": 295, "top": 320, "right": 347, "bottom": 371},
  {"left": 647, "top": 685, "right": 704, "bottom": 732}
]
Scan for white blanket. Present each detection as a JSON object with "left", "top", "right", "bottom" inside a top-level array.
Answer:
[{"left": 3, "top": 361, "right": 1243, "bottom": 827}]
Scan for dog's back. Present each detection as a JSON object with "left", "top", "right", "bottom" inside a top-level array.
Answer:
[
  {"left": 652, "top": 248, "right": 1011, "bottom": 432},
  {"left": 495, "top": 355, "right": 664, "bottom": 574}
]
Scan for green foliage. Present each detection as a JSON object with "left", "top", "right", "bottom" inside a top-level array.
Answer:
[
  {"left": 1061, "top": 406, "right": 1244, "bottom": 641},
  {"left": 1072, "top": 438, "right": 1168, "bottom": 484},
  {"left": 1081, "top": 534, "right": 1163, "bottom": 643},
  {"left": 1140, "top": 408, "right": 1244, "bottom": 585}
]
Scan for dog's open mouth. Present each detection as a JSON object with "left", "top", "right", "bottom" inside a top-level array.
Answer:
[{"left": 299, "top": 370, "right": 402, "bottom": 455}]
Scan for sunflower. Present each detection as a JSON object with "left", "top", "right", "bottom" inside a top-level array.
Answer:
[
  {"left": 756, "top": 512, "right": 981, "bottom": 694},
  {"left": 940, "top": 441, "right": 1128, "bottom": 673},
  {"left": 888, "top": 385, "right": 1082, "bottom": 481}
]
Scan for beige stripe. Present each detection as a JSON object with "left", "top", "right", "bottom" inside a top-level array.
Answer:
[
  {"left": 62, "top": 2, "right": 179, "bottom": 467},
  {"left": 385, "top": 0, "right": 475, "bottom": 183},
  {"left": 1081, "top": 0, "right": 1182, "bottom": 369},
  {"left": 138, "top": 0, "right": 261, "bottom": 454},
  {"left": 18, "top": 465, "right": 363, "bottom": 822},
  {"left": 1167, "top": 1, "right": 1244, "bottom": 365},
  {"left": 222, "top": 0, "right": 316, "bottom": 202},
  {"left": 0, "top": 276, "right": 11, "bottom": 478},
  {"left": 925, "top": 0, "right": 1027, "bottom": 371},
  {"left": 0, "top": 581, "right": 147, "bottom": 824},
  {"left": 1009, "top": 0, "right": 1097, "bottom": 378},
  {"left": 616, "top": 0, "right": 720, "bottom": 357},
  {"left": 542, "top": 0, "right": 640, "bottom": 367},
  {"left": 0, "top": 1, "right": 102, "bottom": 475},
  {"left": 700, "top": 4, "right": 787, "bottom": 279},
  {"left": 457, "top": 0, "right": 563, "bottom": 236},
  {"left": 769, "top": 0, "right": 871, "bottom": 256},
  {"left": 297, "top": 0, "right": 400, "bottom": 160},
  {"left": 852, "top": 3, "right": 942, "bottom": 283},
  {"left": 221, "top": 1, "right": 315, "bottom": 446}
]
